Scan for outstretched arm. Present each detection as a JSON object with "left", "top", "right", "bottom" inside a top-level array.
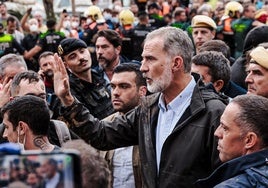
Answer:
[
  {"left": 52, "top": 53, "right": 74, "bottom": 106},
  {"left": 52, "top": 55, "right": 138, "bottom": 148}
]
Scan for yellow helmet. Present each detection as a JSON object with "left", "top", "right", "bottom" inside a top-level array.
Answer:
[
  {"left": 119, "top": 9, "right": 135, "bottom": 25},
  {"left": 84, "top": 5, "right": 102, "bottom": 21},
  {"left": 224, "top": 1, "right": 243, "bottom": 17}
]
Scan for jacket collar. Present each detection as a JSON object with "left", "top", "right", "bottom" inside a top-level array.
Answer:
[{"left": 195, "top": 149, "right": 268, "bottom": 188}]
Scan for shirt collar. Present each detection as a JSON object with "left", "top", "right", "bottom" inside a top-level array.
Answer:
[{"left": 158, "top": 76, "right": 196, "bottom": 114}]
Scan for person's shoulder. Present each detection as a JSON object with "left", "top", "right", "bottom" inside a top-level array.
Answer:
[
  {"left": 197, "top": 83, "right": 229, "bottom": 107},
  {"left": 194, "top": 74, "right": 228, "bottom": 105},
  {"left": 214, "top": 172, "right": 255, "bottom": 188},
  {"left": 2, "top": 33, "right": 13, "bottom": 38},
  {"left": 54, "top": 31, "right": 66, "bottom": 37},
  {"left": 141, "top": 93, "right": 160, "bottom": 107},
  {"left": 40, "top": 31, "right": 49, "bottom": 38}
]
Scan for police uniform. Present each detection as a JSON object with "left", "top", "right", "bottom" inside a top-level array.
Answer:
[
  {"left": 131, "top": 23, "right": 154, "bottom": 61},
  {"left": 0, "top": 23, "right": 25, "bottom": 57},
  {"left": 58, "top": 38, "right": 114, "bottom": 120},
  {"left": 117, "top": 10, "right": 136, "bottom": 60},
  {"left": 21, "top": 33, "right": 40, "bottom": 71},
  {"left": 148, "top": 3, "right": 167, "bottom": 29},
  {"left": 37, "top": 29, "right": 65, "bottom": 53}
]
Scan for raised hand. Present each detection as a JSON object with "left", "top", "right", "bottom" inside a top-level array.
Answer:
[{"left": 52, "top": 53, "right": 74, "bottom": 106}]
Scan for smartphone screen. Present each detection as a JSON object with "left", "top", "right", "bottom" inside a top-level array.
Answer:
[{"left": 0, "top": 150, "right": 81, "bottom": 188}]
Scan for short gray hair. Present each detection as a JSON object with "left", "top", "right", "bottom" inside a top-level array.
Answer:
[
  {"left": 0, "top": 54, "right": 27, "bottom": 78},
  {"left": 144, "top": 27, "right": 194, "bottom": 73}
]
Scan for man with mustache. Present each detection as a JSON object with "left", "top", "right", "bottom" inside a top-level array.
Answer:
[
  {"left": 196, "top": 95, "right": 268, "bottom": 187},
  {"left": 57, "top": 38, "right": 114, "bottom": 120},
  {"left": 53, "top": 27, "right": 227, "bottom": 187},
  {"left": 95, "top": 29, "right": 140, "bottom": 84}
]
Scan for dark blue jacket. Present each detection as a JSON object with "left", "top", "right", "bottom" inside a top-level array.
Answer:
[{"left": 195, "top": 149, "right": 268, "bottom": 188}]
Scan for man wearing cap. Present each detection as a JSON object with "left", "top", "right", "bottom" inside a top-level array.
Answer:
[
  {"left": 80, "top": 5, "right": 107, "bottom": 68},
  {"left": 57, "top": 38, "right": 114, "bottom": 121},
  {"left": 245, "top": 46, "right": 268, "bottom": 98},
  {"left": 191, "top": 15, "right": 217, "bottom": 54}
]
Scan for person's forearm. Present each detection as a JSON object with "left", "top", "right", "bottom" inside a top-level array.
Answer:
[
  {"left": 21, "top": 11, "right": 30, "bottom": 32},
  {"left": 24, "top": 45, "right": 41, "bottom": 59}
]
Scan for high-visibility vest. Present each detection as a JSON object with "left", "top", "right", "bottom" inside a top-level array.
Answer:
[{"left": 0, "top": 34, "right": 13, "bottom": 43}]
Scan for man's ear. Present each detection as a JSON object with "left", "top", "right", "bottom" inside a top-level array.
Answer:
[
  {"left": 115, "top": 46, "right": 121, "bottom": 55},
  {"left": 18, "top": 121, "right": 28, "bottom": 135},
  {"left": 138, "top": 86, "right": 147, "bottom": 97},
  {"left": 172, "top": 56, "right": 183, "bottom": 72},
  {"left": 213, "top": 80, "right": 224, "bottom": 93},
  {"left": 244, "top": 132, "right": 258, "bottom": 150}
]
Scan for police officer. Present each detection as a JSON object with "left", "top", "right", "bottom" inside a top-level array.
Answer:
[
  {"left": 147, "top": 2, "right": 167, "bottom": 29},
  {"left": 80, "top": 5, "right": 105, "bottom": 68},
  {"left": 0, "top": 23, "right": 26, "bottom": 57},
  {"left": 21, "top": 18, "right": 40, "bottom": 71},
  {"left": 24, "top": 19, "right": 65, "bottom": 60},
  {"left": 117, "top": 9, "right": 135, "bottom": 60},
  {"left": 131, "top": 11, "right": 154, "bottom": 61}
]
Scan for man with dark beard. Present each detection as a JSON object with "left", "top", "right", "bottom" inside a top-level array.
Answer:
[
  {"left": 94, "top": 29, "right": 140, "bottom": 86},
  {"left": 57, "top": 38, "right": 114, "bottom": 120}
]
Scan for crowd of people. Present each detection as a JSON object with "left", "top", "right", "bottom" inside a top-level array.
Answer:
[{"left": 0, "top": 0, "right": 268, "bottom": 187}]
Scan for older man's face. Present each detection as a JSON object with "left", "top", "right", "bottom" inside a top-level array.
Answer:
[{"left": 245, "top": 63, "right": 268, "bottom": 98}]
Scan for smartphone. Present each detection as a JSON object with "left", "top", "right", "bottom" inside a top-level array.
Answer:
[{"left": 0, "top": 150, "right": 82, "bottom": 188}]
